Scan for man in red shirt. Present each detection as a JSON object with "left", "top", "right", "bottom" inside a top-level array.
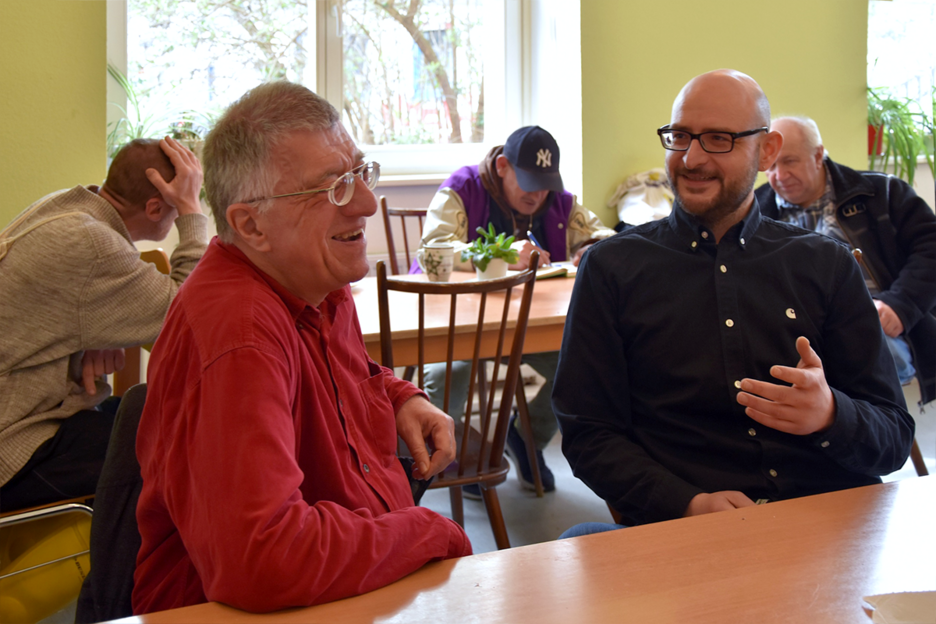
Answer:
[{"left": 132, "top": 82, "right": 471, "bottom": 615}]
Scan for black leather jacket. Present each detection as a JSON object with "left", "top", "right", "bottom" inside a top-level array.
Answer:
[{"left": 756, "top": 158, "right": 936, "bottom": 404}]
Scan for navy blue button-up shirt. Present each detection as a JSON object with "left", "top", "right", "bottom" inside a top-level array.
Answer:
[{"left": 554, "top": 200, "right": 914, "bottom": 526}]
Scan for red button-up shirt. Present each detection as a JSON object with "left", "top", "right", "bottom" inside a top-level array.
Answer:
[{"left": 133, "top": 240, "right": 471, "bottom": 614}]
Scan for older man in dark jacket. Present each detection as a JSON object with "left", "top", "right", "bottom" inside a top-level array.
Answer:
[{"left": 756, "top": 116, "right": 936, "bottom": 406}]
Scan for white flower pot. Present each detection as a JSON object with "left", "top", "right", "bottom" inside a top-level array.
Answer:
[{"left": 475, "top": 258, "right": 508, "bottom": 280}]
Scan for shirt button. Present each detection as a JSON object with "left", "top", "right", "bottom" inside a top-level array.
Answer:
[
  {"left": 740, "top": 237, "right": 746, "bottom": 245},
  {"left": 720, "top": 265, "right": 727, "bottom": 273},
  {"left": 701, "top": 231, "right": 709, "bottom": 239},
  {"left": 691, "top": 241, "right": 698, "bottom": 249},
  {"left": 296, "top": 322, "right": 304, "bottom": 330},
  {"left": 820, "top": 441, "right": 830, "bottom": 448},
  {"left": 363, "top": 464, "right": 370, "bottom": 473},
  {"left": 769, "top": 469, "right": 778, "bottom": 477},
  {"left": 725, "top": 319, "right": 734, "bottom": 327},
  {"left": 558, "top": 223, "right": 564, "bottom": 229},
  {"left": 734, "top": 380, "right": 742, "bottom": 389},
  {"left": 748, "top": 428, "right": 756, "bottom": 436}
]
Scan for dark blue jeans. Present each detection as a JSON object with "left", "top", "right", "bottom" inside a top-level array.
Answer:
[{"left": 0, "top": 398, "right": 119, "bottom": 511}]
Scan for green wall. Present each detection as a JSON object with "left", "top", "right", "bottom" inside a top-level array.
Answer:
[
  {"left": 0, "top": 0, "right": 107, "bottom": 226},
  {"left": 581, "top": 0, "right": 868, "bottom": 225}
]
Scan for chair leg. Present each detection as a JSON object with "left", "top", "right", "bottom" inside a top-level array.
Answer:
[
  {"left": 910, "top": 437, "right": 929, "bottom": 476},
  {"left": 514, "top": 385, "right": 544, "bottom": 497},
  {"left": 449, "top": 486, "right": 465, "bottom": 528},
  {"left": 402, "top": 365, "right": 415, "bottom": 383},
  {"left": 479, "top": 485, "right": 511, "bottom": 550}
]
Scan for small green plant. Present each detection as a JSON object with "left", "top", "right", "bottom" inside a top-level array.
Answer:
[
  {"left": 106, "top": 63, "right": 215, "bottom": 158},
  {"left": 867, "top": 87, "right": 932, "bottom": 186},
  {"left": 460, "top": 224, "right": 519, "bottom": 271}
]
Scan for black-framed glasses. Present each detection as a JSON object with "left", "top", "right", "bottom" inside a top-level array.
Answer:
[
  {"left": 245, "top": 161, "right": 380, "bottom": 206},
  {"left": 657, "top": 126, "right": 768, "bottom": 154}
]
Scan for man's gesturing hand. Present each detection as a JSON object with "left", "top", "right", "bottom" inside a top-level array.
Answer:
[
  {"left": 81, "top": 349, "right": 126, "bottom": 395},
  {"left": 736, "top": 336, "right": 835, "bottom": 435},
  {"left": 395, "top": 395, "right": 457, "bottom": 480}
]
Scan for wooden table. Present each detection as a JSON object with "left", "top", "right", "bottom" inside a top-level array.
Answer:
[
  {"left": 353, "top": 272, "right": 576, "bottom": 366},
  {"left": 110, "top": 476, "right": 935, "bottom": 624}
]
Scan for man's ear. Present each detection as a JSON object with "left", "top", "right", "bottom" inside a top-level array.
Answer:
[
  {"left": 494, "top": 154, "right": 509, "bottom": 177},
  {"left": 226, "top": 203, "right": 272, "bottom": 252},
  {"left": 758, "top": 130, "right": 783, "bottom": 172},
  {"left": 813, "top": 144, "right": 825, "bottom": 169},
  {"left": 143, "top": 196, "right": 166, "bottom": 222}
]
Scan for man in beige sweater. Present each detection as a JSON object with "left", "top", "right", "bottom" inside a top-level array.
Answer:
[{"left": 0, "top": 137, "right": 208, "bottom": 510}]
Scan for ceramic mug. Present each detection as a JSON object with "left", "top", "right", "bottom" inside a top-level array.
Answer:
[{"left": 419, "top": 242, "right": 455, "bottom": 282}]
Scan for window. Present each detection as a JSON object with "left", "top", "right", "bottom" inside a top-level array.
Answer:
[
  {"left": 868, "top": 0, "right": 935, "bottom": 114},
  {"left": 116, "top": 0, "right": 522, "bottom": 176}
]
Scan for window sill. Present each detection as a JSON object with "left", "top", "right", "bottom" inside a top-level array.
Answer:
[{"left": 377, "top": 173, "right": 450, "bottom": 187}]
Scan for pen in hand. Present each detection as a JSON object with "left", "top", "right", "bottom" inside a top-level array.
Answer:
[{"left": 526, "top": 230, "right": 553, "bottom": 267}]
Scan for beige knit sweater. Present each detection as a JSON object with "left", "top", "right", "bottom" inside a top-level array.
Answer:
[{"left": 0, "top": 186, "right": 208, "bottom": 485}]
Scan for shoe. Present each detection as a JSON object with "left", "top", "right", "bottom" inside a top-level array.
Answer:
[
  {"left": 504, "top": 414, "right": 555, "bottom": 492},
  {"left": 462, "top": 483, "right": 482, "bottom": 500}
]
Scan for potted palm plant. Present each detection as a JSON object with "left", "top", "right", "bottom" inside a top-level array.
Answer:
[
  {"left": 867, "top": 87, "right": 931, "bottom": 186},
  {"left": 461, "top": 224, "right": 519, "bottom": 280}
]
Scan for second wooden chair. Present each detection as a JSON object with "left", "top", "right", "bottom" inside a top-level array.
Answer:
[{"left": 376, "top": 256, "right": 539, "bottom": 549}]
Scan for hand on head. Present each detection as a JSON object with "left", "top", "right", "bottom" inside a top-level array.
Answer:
[
  {"left": 146, "top": 137, "right": 204, "bottom": 216},
  {"left": 736, "top": 336, "right": 836, "bottom": 435}
]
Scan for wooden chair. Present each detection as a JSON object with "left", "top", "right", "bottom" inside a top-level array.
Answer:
[
  {"left": 376, "top": 255, "right": 539, "bottom": 550},
  {"left": 853, "top": 248, "right": 928, "bottom": 477},
  {"left": 113, "top": 249, "right": 170, "bottom": 396},
  {"left": 379, "top": 195, "right": 427, "bottom": 275}
]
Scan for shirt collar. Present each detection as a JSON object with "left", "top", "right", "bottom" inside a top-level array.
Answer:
[
  {"left": 668, "top": 198, "right": 762, "bottom": 252},
  {"left": 216, "top": 240, "right": 350, "bottom": 322}
]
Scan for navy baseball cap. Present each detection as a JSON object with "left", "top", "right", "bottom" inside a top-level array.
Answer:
[{"left": 503, "top": 126, "right": 564, "bottom": 193}]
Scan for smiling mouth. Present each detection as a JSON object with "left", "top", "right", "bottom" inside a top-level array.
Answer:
[{"left": 333, "top": 229, "right": 364, "bottom": 242}]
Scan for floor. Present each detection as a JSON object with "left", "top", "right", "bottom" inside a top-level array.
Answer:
[{"left": 422, "top": 372, "right": 936, "bottom": 555}]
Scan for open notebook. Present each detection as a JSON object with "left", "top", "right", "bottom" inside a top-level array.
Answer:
[{"left": 535, "top": 261, "right": 578, "bottom": 280}]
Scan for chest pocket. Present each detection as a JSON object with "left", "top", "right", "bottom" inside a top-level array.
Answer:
[{"left": 356, "top": 367, "right": 399, "bottom": 460}]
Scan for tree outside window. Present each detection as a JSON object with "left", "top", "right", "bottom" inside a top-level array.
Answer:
[{"left": 122, "top": 0, "right": 487, "bottom": 150}]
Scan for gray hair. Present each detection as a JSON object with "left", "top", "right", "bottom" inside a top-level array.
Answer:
[
  {"left": 772, "top": 116, "right": 828, "bottom": 158},
  {"left": 203, "top": 81, "right": 340, "bottom": 242}
]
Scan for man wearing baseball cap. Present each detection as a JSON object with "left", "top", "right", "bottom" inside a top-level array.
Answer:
[{"left": 417, "top": 126, "right": 615, "bottom": 495}]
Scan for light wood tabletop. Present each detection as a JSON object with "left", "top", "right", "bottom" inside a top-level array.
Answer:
[
  {"left": 110, "top": 476, "right": 935, "bottom": 624},
  {"left": 353, "top": 271, "right": 576, "bottom": 366}
]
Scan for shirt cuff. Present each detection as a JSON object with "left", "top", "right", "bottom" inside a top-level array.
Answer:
[{"left": 806, "top": 387, "right": 856, "bottom": 458}]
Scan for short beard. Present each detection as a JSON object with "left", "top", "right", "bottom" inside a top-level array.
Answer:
[{"left": 667, "top": 160, "right": 759, "bottom": 231}]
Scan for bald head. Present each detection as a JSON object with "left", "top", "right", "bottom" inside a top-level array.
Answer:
[
  {"left": 102, "top": 139, "right": 175, "bottom": 210},
  {"left": 771, "top": 117, "right": 824, "bottom": 155},
  {"left": 664, "top": 69, "right": 782, "bottom": 243},
  {"left": 672, "top": 69, "right": 771, "bottom": 129}
]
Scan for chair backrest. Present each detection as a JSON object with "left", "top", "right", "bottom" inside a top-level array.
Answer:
[
  {"left": 75, "top": 383, "right": 147, "bottom": 624},
  {"left": 380, "top": 195, "right": 427, "bottom": 275},
  {"left": 113, "top": 250, "right": 169, "bottom": 396},
  {"left": 376, "top": 256, "right": 538, "bottom": 487}
]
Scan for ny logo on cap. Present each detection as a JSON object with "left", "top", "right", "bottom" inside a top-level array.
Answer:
[{"left": 536, "top": 148, "right": 552, "bottom": 168}]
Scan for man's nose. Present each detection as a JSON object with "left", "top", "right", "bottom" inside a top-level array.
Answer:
[
  {"left": 683, "top": 138, "right": 709, "bottom": 169},
  {"left": 344, "top": 179, "right": 378, "bottom": 217}
]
